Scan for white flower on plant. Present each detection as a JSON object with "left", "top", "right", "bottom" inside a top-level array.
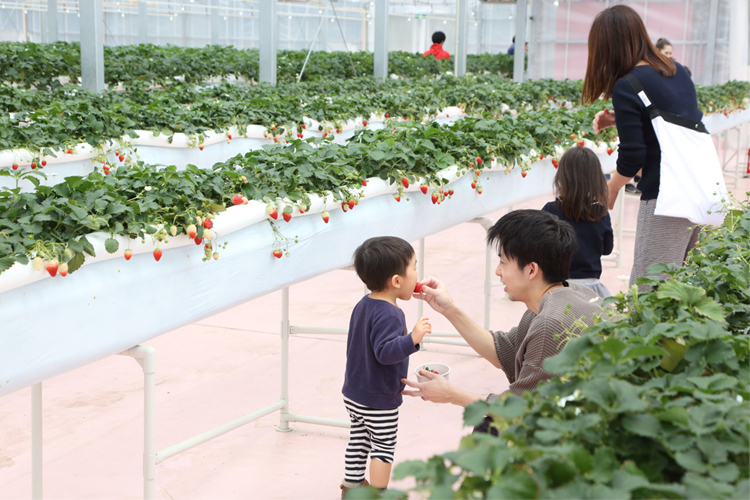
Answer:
[
  {"left": 144, "top": 186, "right": 152, "bottom": 191},
  {"left": 617, "top": 274, "right": 629, "bottom": 281},
  {"left": 589, "top": 297, "right": 600, "bottom": 303}
]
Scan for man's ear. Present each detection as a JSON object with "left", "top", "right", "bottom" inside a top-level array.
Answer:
[{"left": 526, "top": 262, "right": 542, "bottom": 281}]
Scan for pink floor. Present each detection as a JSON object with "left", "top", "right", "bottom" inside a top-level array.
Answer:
[{"left": 1, "top": 177, "right": 748, "bottom": 500}]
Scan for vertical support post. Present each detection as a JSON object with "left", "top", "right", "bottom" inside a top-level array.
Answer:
[
  {"left": 703, "top": 0, "right": 720, "bottom": 85},
  {"left": 513, "top": 0, "right": 527, "bottom": 83},
  {"left": 260, "top": 0, "right": 278, "bottom": 84},
  {"left": 277, "top": 287, "right": 292, "bottom": 432},
  {"left": 79, "top": 0, "right": 105, "bottom": 92},
  {"left": 46, "top": 0, "right": 58, "bottom": 42},
  {"left": 138, "top": 1, "right": 148, "bottom": 44},
  {"left": 455, "top": 0, "right": 468, "bottom": 76},
  {"left": 120, "top": 345, "right": 156, "bottom": 500},
  {"left": 210, "top": 0, "right": 220, "bottom": 45},
  {"left": 484, "top": 241, "right": 492, "bottom": 331},
  {"left": 31, "top": 383, "right": 42, "bottom": 500},
  {"left": 373, "top": 0, "right": 388, "bottom": 79}
]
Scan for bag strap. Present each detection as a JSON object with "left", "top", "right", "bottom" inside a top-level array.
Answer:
[{"left": 623, "top": 72, "right": 708, "bottom": 134}]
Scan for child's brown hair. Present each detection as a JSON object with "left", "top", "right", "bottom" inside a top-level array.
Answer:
[{"left": 553, "top": 147, "right": 609, "bottom": 222}]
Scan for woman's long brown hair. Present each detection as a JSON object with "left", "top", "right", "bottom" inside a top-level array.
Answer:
[
  {"left": 582, "top": 5, "right": 675, "bottom": 104},
  {"left": 553, "top": 147, "right": 609, "bottom": 222}
]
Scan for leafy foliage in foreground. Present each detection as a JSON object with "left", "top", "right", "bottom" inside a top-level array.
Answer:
[{"left": 353, "top": 199, "right": 750, "bottom": 499}]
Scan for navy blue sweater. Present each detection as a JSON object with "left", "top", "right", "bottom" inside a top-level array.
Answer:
[
  {"left": 612, "top": 63, "right": 702, "bottom": 200},
  {"left": 342, "top": 296, "right": 419, "bottom": 409},
  {"left": 542, "top": 200, "right": 614, "bottom": 279}
]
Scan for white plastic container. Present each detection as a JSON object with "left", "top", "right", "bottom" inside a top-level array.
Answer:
[{"left": 414, "top": 362, "right": 450, "bottom": 383}]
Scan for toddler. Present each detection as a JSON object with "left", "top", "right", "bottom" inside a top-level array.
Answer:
[
  {"left": 542, "top": 147, "right": 614, "bottom": 297},
  {"left": 340, "top": 236, "right": 431, "bottom": 497}
]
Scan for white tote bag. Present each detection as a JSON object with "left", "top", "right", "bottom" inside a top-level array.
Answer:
[{"left": 625, "top": 74, "right": 727, "bottom": 227}]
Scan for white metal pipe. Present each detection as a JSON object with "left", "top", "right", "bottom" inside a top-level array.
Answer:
[
  {"left": 278, "top": 287, "right": 292, "bottom": 432},
  {"left": 290, "top": 325, "right": 348, "bottom": 335},
  {"left": 429, "top": 330, "right": 462, "bottom": 338},
  {"left": 31, "top": 382, "right": 42, "bottom": 500},
  {"left": 119, "top": 345, "right": 156, "bottom": 500},
  {"left": 284, "top": 413, "right": 351, "bottom": 429},
  {"left": 156, "top": 401, "right": 285, "bottom": 463},
  {"left": 421, "top": 336, "right": 470, "bottom": 347}
]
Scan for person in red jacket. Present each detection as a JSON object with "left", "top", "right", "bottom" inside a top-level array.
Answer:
[{"left": 423, "top": 31, "right": 450, "bottom": 60}]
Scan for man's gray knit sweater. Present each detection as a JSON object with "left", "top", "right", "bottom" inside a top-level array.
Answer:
[{"left": 490, "top": 282, "right": 603, "bottom": 398}]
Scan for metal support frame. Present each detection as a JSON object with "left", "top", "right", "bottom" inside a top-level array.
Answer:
[
  {"left": 210, "top": 0, "right": 220, "bottom": 45},
  {"left": 455, "top": 0, "right": 468, "bottom": 77},
  {"left": 79, "top": 0, "right": 104, "bottom": 92},
  {"left": 138, "top": 1, "right": 148, "bottom": 44},
  {"left": 259, "top": 0, "right": 278, "bottom": 84},
  {"left": 31, "top": 383, "right": 42, "bottom": 500},
  {"left": 703, "top": 0, "right": 720, "bottom": 85},
  {"left": 45, "top": 0, "right": 57, "bottom": 43},
  {"left": 373, "top": 0, "right": 388, "bottom": 80},
  {"left": 513, "top": 0, "right": 528, "bottom": 83}
]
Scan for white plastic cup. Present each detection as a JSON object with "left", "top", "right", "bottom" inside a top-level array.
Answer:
[{"left": 414, "top": 362, "right": 450, "bottom": 383}]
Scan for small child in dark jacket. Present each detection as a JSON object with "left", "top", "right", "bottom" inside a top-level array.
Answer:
[
  {"left": 542, "top": 147, "right": 614, "bottom": 297},
  {"left": 340, "top": 236, "right": 431, "bottom": 497}
]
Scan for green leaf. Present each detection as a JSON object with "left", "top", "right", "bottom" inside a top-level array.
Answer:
[
  {"left": 693, "top": 297, "right": 726, "bottom": 322},
  {"left": 78, "top": 235, "right": 96, "bottom": 256},
  {"left": 66, "top": 251, "right": 85, "bottom": 274},
  {"left": 660, "top": 339, "right": 686, "bottom": 372},
  {"left": 0, "top": 256, "right": 16, "bottom": 274},
  {"left": 656, "top": 279, "right": 705, "bottom": 305},
  {"left": 487, "top": 469, "right": 538, "bottom": 499},
  {"left": 104, "top": 238, "right": 119, "bottom": 254},
  {"left": 589, "top": 447, "right": 619, "bottom": 483},
  {"left": 568, "top": 446, "right": 593, "bottom": 474},
  {"left": 621, "top": 345, "right": 666, "bottom": 361},
  {"left": 675, "top": 449, "right": 708, "bottom": 473},
  {"left": 621, "top": 413, "right": 660, "bottom": 438},
  {"left": 657, "top": 406, "right": 689, "bottom": 427},
  {"left": 463, "top": 400, "right": 490, "bottom": 427}
]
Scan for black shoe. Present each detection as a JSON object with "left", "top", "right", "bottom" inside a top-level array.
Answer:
[{"left": 624, "top": 184, "right": 641, "bottom": 195}]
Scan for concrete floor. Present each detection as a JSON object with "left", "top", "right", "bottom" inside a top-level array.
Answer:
[{"left": 1, "top": 175, "right": 747, "bottom": 500}]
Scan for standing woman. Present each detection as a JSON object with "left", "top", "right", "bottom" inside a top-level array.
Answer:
[{"left": 584, "top": 5, "right": 702, "bottom": 288}]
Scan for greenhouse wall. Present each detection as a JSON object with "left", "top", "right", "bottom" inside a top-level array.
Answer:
[{"left": 0, "top": 0, "right": 746, "bottom": 84}]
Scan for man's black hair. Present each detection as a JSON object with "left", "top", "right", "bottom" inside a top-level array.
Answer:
[
  {"left": 432, "top": 31, "right": 446, "bottom": 44},
  {"left": 354, "top": 237, "right": 415, "bottom": 292},
  {"left": 486, "top": 210, "right": 578, "bottom": 283}
]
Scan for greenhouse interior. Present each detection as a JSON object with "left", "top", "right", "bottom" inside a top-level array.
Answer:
[{"left": 0, "top": 0, "right": 748, "bottom": 499}]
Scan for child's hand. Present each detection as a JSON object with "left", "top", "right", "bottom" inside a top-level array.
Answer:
[{"left": 412, "top": 317, "right": 432, "bottom": 345}]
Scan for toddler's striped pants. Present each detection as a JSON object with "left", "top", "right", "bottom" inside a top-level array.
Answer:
[{"left": 343, "top": 397, "right": 399, "bottom": 483}]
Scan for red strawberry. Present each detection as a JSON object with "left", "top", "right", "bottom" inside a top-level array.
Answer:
[
  {"left": 302, "top": 124, "right": 306, "bottom": 130},
  {"left": 153, "top": 248, "right": 162, "bottom": 261},
  {"left": 228, "top": 133, "right": 233, "bottom": 140},
  {"left": 187, "top": 224, "right": 197, "bottom": 238},
  {"left": 274, "top": 137, "right": 278, "bottom": 142},
  {"left": 45, "top": 260, "right": 59, "bottom": 277},
  {"left": 570, "top": 134, "right": 576, "bottom": 139},
  {"left": 401, "top": 177, "right": 409, "bottom": 188},
  {"left": 539, "top": 155, "right": 544, "bottom": 160},
  {"left": 298, "top": 205, "right": 306, "bottom": 214},
  {"left": 363, "top": 120, "right": 368, "bottom": 127},
  {"left": 65, "top": 149, "right": 72, "bottom": 154},
  {"left": 336, "top": 129, "right": 341, "bottom": 134},
  {"left": 474, "top": 169, "right": 480, "bottom": 176},
  {"left": 115, "top": 151, "right": 120, "bottom": 156},
  {"left": 549, "top": 96, "right": 554, "bottom": 100},
  {"left": 232, "top": 194, "right": 243, "bottom": 205},
  {"left": 582, "top": 132, "right": 586, "bottom": 137},
  {"left": 199, "top": 145, "right": 204, "bottom": 151},
  {"left": 448, "top": 189, "right": 454, "bottom": 196},
  {"left": 58, "top": 263, "right": 68, "bottom": 277},
  {"left": 431, "top": 193, "right": 438, "bottom": 204},
  {"left": 194, "top": 237, "right": 203, "bottom": 245},
  {"left": 203, "top": 219, "right": 213, "bottom": 229},
  {"left": 521, "top": 171, "right": 528, "bottom": 178},
  {"left": 41, "top": 160, "right": 47, "bottom": 166},
  {"left": 124, "top": 249, "right": 133, "bottom": 260},
  {"left": 348, "top": 200, "right": 355, "bottom": 209},
  {"left": 414, "top": 282, "right": 423, "bottom": 293},
  {"left": 362, "top": 180, "right": 368, "bottom": 186},
  {"left": 477, "top": 186, "right": 483, "bottom": 194},
  {"left": 556, "top": 139, "right": 561, "bottom": 143},
  {"left": 321, "top": 211, "right": 330, "bottom": 223},
  {"left": 476, "top": 157, "right": 483, "bottom": 164},
  {"left": 607, "top": 147, "right": 613, "bottom": 156},
  {"left": 420, "top": 185, "right": 428, "bottom": 194},
  {"left": 30, "top": 163, "right": 37, "bottom": 169},
  {"left": 117, "top": 155, "right": 124, "bottom": 162},
  {"left": 385, "top": 113, "right": 389, "bottom": 118},
  {"left": 12, "top": 163, "right": 18, "bottom": 170},
  {"left": 471, "top": 182, "right": 477, "bottom": 189},
  {"left": 283, "top": 206, "right": 293, "bottom": 222},
  {"left": 323, "top": 132, "right": 328, "bottom": 138},
  {"left": 578, "top": 141, "right": 585, "bottom": 147},
  {"left": 273, "top": 250, "right": 283, "bottom": 259},
  {"left": 393, "top": 193, "right": 401, "bottom": 202},
  {"left": 341, "top": 202, "right": 349, "bottom": 213},
  {"left": 266, "top": 206, "right": 278, "bottom": 220}
]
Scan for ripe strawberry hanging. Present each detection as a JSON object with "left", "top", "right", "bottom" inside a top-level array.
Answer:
[
  {"left": 227, "top": 133, "right": 233, "bottom": 140},
  {"left": 385, "top": 113, "right": 389, "bottom": 118},
  {"left": 476, "top": 157, "right": 483, "bottom": 164},
  {"left": 401, "top": 177, "right": 409, "bottom": 188},
  {"left": 124, "top": 249, "right": 133, "bottom": 260},
  {"left": 431, "top": 193, "right": 438, "bottom": 204},
  {"left": 41, "top": 160, "right": 47, "bottom": 167},
  {"left": 420, "top": 185, "right": 428, "bottom": 194},
  {"left": 153, "top": 248, "right": 162, "bottom": 261},
  {"left": 273, "top": 250, "right": 283, "bottom": 259},
  {"left": 393, "top": 193, "right": 401, "bottom": 202},
  {"left": 578, "top": 140, "right": 585, "bottom": 147},
  {"left": 521, "top": 171, "right": 528, "bottom": 178},
  {"left": 341, "top": 202, "right": 349, "bottom": 213},
  {"left": 283, "top": 206, "right": 293, "bottom": 222},
  {"left": 362, "top": 180, "right": 368, "bottom": 187},
  {"left": 199, "top": 145, "right": 204, "bottom": 151},
  {"left": 448, "top": 189, "right": 454, "bottom": 196},
  {"left": 362, "top": 120, "right": 368, "bottom": 127},
  {"left": 471, "top": 182, "right": 476, "bottom": 189},
  {"left": 45, "top": 260, "right": 59, "bottom": 277},
  {"left": 348, "top": 200, "right": 355, "bottom": 209},
  {"left": 321, "top": 211, "right": 330, "bottom": 223},
  {"left": 232, "top": 194, "right": 244, "bottom": 205},
  {"left": 194, "top": 237, "right": 203, "bottom": 245},
  {"left": 266, "top": 206, "right": 278, "bottom": 220},
  {"left": 203, "top": 219, "right": 213, "bottom": 229},
  {"left": 607, "top": 147, "right": 613, "bottom": 156},
  {"left": 119, "top": 155, "right": 125, "bottom": 162},
  {"left": 12, "top": 163, "right": 18, "bottom": 170},
  {"left": 30, "top": 163, "right": 37, "bottom": 169}
]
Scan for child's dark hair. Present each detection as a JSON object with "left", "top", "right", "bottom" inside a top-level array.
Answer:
[
  {"left": 354, "top": 237, "right": 415, "bottom": 292},
  {"left": 432, "top": 31, "right": 446, "bottom": 44},
  {"left": 553, "top": 147, "right": 609, "bottom": 222},
  {"left": 487, "top": 210, "right": 578, "bottom": 283}
]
